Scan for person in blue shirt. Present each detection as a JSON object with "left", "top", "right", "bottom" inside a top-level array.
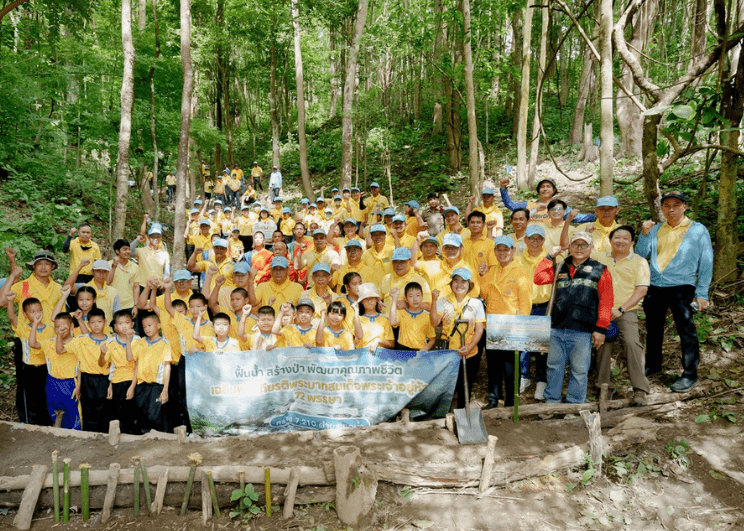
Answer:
[{"left": 499, "top": 176, "right": 596, "bottom": 225}]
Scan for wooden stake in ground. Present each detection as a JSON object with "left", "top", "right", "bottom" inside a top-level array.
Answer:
[
  {"left": 478, "top": 436, "right": 499, "bottom": 494},
  {"left": 333, "top": 445, "right": 378, "bottom": 527},
  {"left": 181, "top": 452, "right": 201, "bottom": 516},
  {"left": 100, "top": 462, "right": 120, "bottom": 524},
  {"left": 62, "top": 458, "right": 71, "bottom": 522},
  {"left": 52, "top": 450, "right": 59, "bottom": 523},
  {"left": 12, "top": 464, "right": 47, "bottom": 530},
  {"left": 133, "top": 460, "right": 140, "bottom": 516},
  {"left": 207, "top": 471, "right": 220, "bottom": 518},
  {"left": 201, "top": 472, "right": 212, "bottom": 524},
  {"left": 151, "top": 467, "right": 169, "bottom": 514},
  {"left": 80, "top": 463, "right": 91, "bottom": 522},
  {"left": 264, "top": 468, "right": 272, "bottom": 517},
  {"left": 140, "top": 458, "right": 152, "bottom": 510},
  {"left": 580, "top": 410, "right": 603, "bottom": 478},
  {"left": 513, "top": 351, "right": 520, "bottom": 424},
  {"left": 283, "top": 467, "right": 301, "bottom": 519},
  {"left": 109, "top": 419, "right": 120, "bottom": 446},
  {"left": 54, "top": 410, "right": 64, "bottom": 428},
  {"left": 599, "top": 383, "right": 609, "bottom": 415}
]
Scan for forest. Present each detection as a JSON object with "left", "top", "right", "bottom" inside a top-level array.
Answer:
[{"left": 0, "top": 0, "right": 741, "bottom": 276}]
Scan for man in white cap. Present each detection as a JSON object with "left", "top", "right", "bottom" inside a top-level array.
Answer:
[
  {"left": 465, "top": 186, "right": 504, "bottom": 237},
  {"left": 636, "top": 190, "right": 713, "bottom": 393},
  {"left": 534, "top": 231, "right": 614, "bottom": 404},
  {"left": 132, "top": 221, "right": 171, "bottom": 287},
  {"left": 269, "top": 166, "right": 282, "bottom": 201},
  {"left": 85, "top": 260, "right": 121, "bottom": 323}
]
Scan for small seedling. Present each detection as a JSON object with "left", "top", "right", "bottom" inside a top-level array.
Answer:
[
  {"left": 398, "top": 486, "right": 413, "bottom": 500},
  {"left": 665, "top": 439, "right": 691, "bottom": 467},
  {"left": 229, "top": 483, "right": 262, "bottom": 521}
]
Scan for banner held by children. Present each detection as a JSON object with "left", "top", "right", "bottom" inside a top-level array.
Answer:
[{"left": 186, "top": 347, "right": 461, "bottom": 434}]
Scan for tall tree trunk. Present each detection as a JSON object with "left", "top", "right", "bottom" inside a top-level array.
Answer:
[
  {"left": 329, "top": 25, "right": 339, "bottom": 119},
  {"left": 113, "top": 0, "right": 135, "bottom": 240},
  {"left": 508, "top": 10, "right": 521, "bottom": 134},
  {"left": 291, "top": 0, "right": 314, "bottom": 199},
  {"left": 714, "top": 40, "right": 744, "bottom": 282},
  {"left": 515, "top": 0, "right": 533, "bottom": 189},
  {"left": 460, "top": 0, "right": 479, "bottom": 195},
  {"left": 149, "top": 0, "right": 161, "bottom": 218},
  {"left": 616, "top": 0, "right": 657, "bottom": 158},
  {"left": 214, "top": 0, "right": 224, "bottom": 174},
  {"left": 269, "top": 19, "right": 281, "bottom": 168},
  {"left": 340, "top": 0, "right": 369, "bottom": 189},
  {"left": 138, "top": 0, "right": 146, "bottom": 31},
  {"left": 599, "top": 0, "right": 614, "bottom": 195},
  {"left": 224, "top": 62, "right": 233, "bottom": 166},
  {"left": 641, "top": 115, "right": 662, "bottom": 221},
  {"left": 528, "top": 2, "right": 549, "bottom": 186},
  {"left": 570, "top": 50, "right": 595, "bottom": 145},
  {"left": 174, "top": 0, "right": 193, "bottom": 271}
]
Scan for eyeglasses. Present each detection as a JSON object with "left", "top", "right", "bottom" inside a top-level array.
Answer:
[
  {"left": 549, "top": 206, "right": 565, "bottom": 213},
  {"left": 571, "top": 242, "right": 590, "bottom": 249}
]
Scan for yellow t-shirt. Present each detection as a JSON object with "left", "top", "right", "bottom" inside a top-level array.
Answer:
[
  {"left": 104, "top": 335, "right": 140, "bottom": 384},
  {"left": 436, "top": 226, "right": 471, "bottom": 247},
  {"left": 364, "top": 194, "right": 390, "bottom": 217},
  {"left": 159, "top": 311, "right": 184, "bottom": 363},
  {"left": 578, "top": 220, "right": 619, "bottom": 255},
  {"left": 357, "top": 313, "right": 394, "bottom": 349},
  {"left": 473, "top": 204, "right": 504, "bottom": 232},
  {"left": 44, "top": 338, "right": 78, "bottom": 380},
  {"left": 595, "top": 252, "right": 650, "bottom": 311},
  {"left": 200, "top": 336, "right": 242, "bottom": 353},
  {"left": 395, "top": 309, "right": 435, "bottom": 350},
  {"left": 479, "top": 261, "right": 532, "bottom": 316},
  {"left": 462, "top": 233, "right": 498, "bottom": 273},
  {"left": 68, "top": 238, "right": 102, "bottom": 275},
  {"left": 361, "top": 246, "right": 393, "bottom": 287},
  {"left": 279, "top": 216, "right": 296, "bottom": 237},
  {"left": 277, "top": 325, "right": 316, "bottom": 347},
  {"left": 132, "top": 337, "right": 172, "bottom": 385},
  {"left": 172, "top": 311, "right": 215, "bottom": 353},
  {"left": 134, "top": 245, "right": 170, "bottom": 285},
  {"left": 319, "top": 328, "right": 355, "bottom": 350},
  {"left": 516, "top": 250, "right": 551, "bottom": 304},
  {"left": 379, "top": 270, "right": 432, "bottom": 310},
  {"left": 436, "top": 294, "right": 485, "bottom": 358},
  {"left": 85, "top": 281, "right": 120, "bottom": 324},
  {"left": 255, "top": 279, "right": 304, "bottom": 312},
  {"left": 65, "top": 334, "right": 110, "bottom": 375},
  {"left": 13, "top": 322, "right": 55, "bottom": 366},
  {"left": 10, "top": 275, "right": 63, "bottom": 329},
  {"left": 109, "top": 260, "right": 139, "bottom": 309},
  {"left": 332, "top": 262, "right": 373, "bottom": 292}
]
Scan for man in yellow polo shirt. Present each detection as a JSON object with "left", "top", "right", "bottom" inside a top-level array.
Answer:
[
  {"left": 462, "top": 211, "right": 497, "bottom": 274},
  {"left": 248, "top": 255, "right": 304, "bottom": 313},
  {"left": 595, "top": 225, "right": 651, "bottom": 405},
  {"left": 363, "top": 182, "right": 389, "bottom": 223},
  {"left": 479, "top": 236, "right": 532, "bottom": 408},
  {"left": 579, "top": 196, "right": 620, "bottom": 255},
  {"left": 63, "top": 223, "right": 101, "bottom": 283},
  {"left": 361, "top": 224, "right": 394, "bottom": 288},
  {"left": 465, "top": 187, "right": 504, "bottom": 237},
  {"left": 379, "top": 247, "right": 432, "bottom": 312}
]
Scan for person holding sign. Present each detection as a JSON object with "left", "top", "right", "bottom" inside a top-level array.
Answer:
[
  {"left": 533, "top": 232, "right": 613, "bottom": 404},
  {"left": 478, "top": 236, "right": 532, "bottom": 408}
]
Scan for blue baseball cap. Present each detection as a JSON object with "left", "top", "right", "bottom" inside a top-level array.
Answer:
[
  {"left": 343, "top": 187, "right": 351, "bottom": 193},
  {"left": 351, "top": 187, "right": 360, "bottom": 192},
  {"left": 494, "top": 235, "right": 515, "bottom": 248},
  {"left": 274, "top": 197, "right": 283, "bottom": 202},
  {"left": 214, "top": 199, "right": 223, "bottom": 205},
  {"left": 391, "top": 248, "right": 412, "bottom": 261},
  {"left": 233, "top": 262, "right": 251, "bottom": 275},
  {"left": 148, "top": 223, "right": 163, "bottom": 236},
  {"left": 334, "top": 195, "right": 342, "bottom": 201},
  {"left": 405, "top": 200, "right": 420, "bottom": 210},
  {"left": 442, "top": 233, "right": 463, "bottom": 247},
  {"left": 370, "top": 182, "right": 380, "bottom": 188},
  {"left": 443, "top": 206, "right": 460, "bottom": 216},
  {"left": 173, "top": 269, "right": 192, "bottom": 282},
  {"left": 344, "top": 217, "right": 357, "bottom": 225},
  {"left": 482, "top": 187, "right": 495, "bottom": 195},
  {"left": 190, "top": 208, "right": 200, "bottom": 215},
  {"left": 316, "top": 197, "right": 326, "bottom": 202},
  {"left": 313, "top": 229, "right": 327, "bottom": 237},
  {"left": 271, "top": 256, "right": 289, "bottom": 269},
  {"left": 282, "top": 207, "right": 291, "bottom": 214},
  {"left": 309, "top": 203, "right": 317, "bottom": 209},
  {"left": 260, "top": 206, "right": 269, "bottom": 212},
  {"left": 597, "top": 196, "right": 619, "bottom": 208},
  {"left": 331, "top": 187, "right": 339, "bottom": 193},
  {"left": 213, "top": 238, "right": 228, "bottom": 248},
  {"left": 451, "top": 267, "right": 472, "bottom": 281},
  {"left": 525, "top": 225, "right": 546, "bottom": 238},
  {"left": 199, "top": 218, "right": 211, "bottom": 226},
  {"left": 301, "top": 198, "right": 310, "bottom": 204},
  {"left": 194, "top": 199, "right": 203, "bottom": 205},
  {"left": 312, "top": 263, "right": 331, "bottom": 275},
  {"left": 208, "top": 209, "right": 216, "bottom": 214},
  {"left": 383, "top": 208, "right": 396, "bottom": 217},
  {"left": 420, "top": 236, "right": 439, "bottom": 247},
  {"left": 225, "top": 207, "right": 232, "bottom": 212},
  {"left": 392, "top": 214, "right": 406, "bottom": 223},
  {"left": 345, "top": 239, "right": 363, "bottom": 249},
  {"left": 370, "top": 224, "right": 387, "bottom": 233}
]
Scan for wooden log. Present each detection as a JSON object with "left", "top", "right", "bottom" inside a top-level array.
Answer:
[
  {"left": 580, "top": 410, "right": 603, "bottom": 478},
  {"left": 283, "top": 467, "right": 300, "bottom": 519},
  {"left": 174, "top": 425, "right": 187, "bottom": 443},
  {"left": 0, "top": 483, "right": 335, "bottom": 510},
  {"left": 333, "top": 446, "right": 377, "bottom": 527},
  {"left": 201, "top": 473, "right": 211, "bottom": 523},
  {"left": 478, "top": 436, "right": 498, "bottom": 494},
  {"left": 0, "top": 464, "right": 330, "bottom": 492},
  {"left": 100, "top": 463, "right": 120, "bottom": 524},
  {"left": 445, "top": 413, "right": 454, "bottom": 433},
  {"left": 400, "top": 409, "right": 410, "bottom": 425},
  {"left": 12, "top": 464, "right": 47, "bottom": 530},
  {"left": 108, "top": 420, "right": 120, "bottom": 446},
  {"left": 599, "top": 383, "right": 609, "bottom": 415},
  {"left": 151, "top": 467, "right": 168, "bottom": 514}
]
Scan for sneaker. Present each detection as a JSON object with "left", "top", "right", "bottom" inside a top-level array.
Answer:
[
  {"left": 670, "top": 378, "right": 698, "bottom": 393},
  {"left": 519, "top": 377, "right": 531, "bottom": 394},
  {"left": 534, "top": 382, "right": 547, "bottom": 400},
  {"left": 632, "top": 389, "right": 647, "bottom": 406}
]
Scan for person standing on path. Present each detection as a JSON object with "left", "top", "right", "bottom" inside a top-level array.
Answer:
[
  {"left": 269, "top": 166, "right": 282, "bottom": 202},
  {"left": 636, "top": 191, "right": 713, "bottom": 393},
  {"left": 251, "top": 161, "right": 263, "bottom": 191}
]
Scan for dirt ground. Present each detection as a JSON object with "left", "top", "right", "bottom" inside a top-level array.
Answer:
[{"left": 2, "top": 158, "right": 744, "bottom": 530}]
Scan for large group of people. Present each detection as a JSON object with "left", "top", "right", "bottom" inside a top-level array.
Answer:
[{"left": 1, "top": 162, "right": 714, "bottom": 435}]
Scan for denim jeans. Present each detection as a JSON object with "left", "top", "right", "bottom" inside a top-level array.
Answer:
[
  {"left": 643, "top": 285, "right": 699, "bottom": 379},
  {"left": 519, "top": 303, "right": 548, "bottom": 383},
  {"left": 544, "top": 328, "right": 593, "bottom": 404}
]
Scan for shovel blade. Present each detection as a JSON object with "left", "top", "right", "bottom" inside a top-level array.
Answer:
[{"left": 453, "top": 407, "right": 489, "bottom": 445}]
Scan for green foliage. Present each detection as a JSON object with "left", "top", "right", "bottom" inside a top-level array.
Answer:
[
  {"left": 229, "top": 483, "right": 262, "bottom": 520},
  {"left": 665, "top": 439, "right": 690, "bottom": 467},
  {"left": 607, "top": 454, "right": 661, "bottom": 485}
]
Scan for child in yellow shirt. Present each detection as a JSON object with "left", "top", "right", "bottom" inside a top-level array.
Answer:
[
  {"left": 133, "top": 312, "right": 172, "bottom": 433},
  {"left": 315, "top": 302, "right": 356, "bottom": 350},
  {"left": 101, "top": 310, "right": 139, "bottom": 434},
  {"left": 389, "top": 283, "right": 436, "bottom": 351}
]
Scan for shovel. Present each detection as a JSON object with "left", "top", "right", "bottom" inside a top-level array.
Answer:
[{"left": 452, "top": 319, "right": 488, "bottom": 445}]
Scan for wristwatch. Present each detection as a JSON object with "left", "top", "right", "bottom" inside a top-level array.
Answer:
[{"left": 618, "top": 307, "right": 625, "bottom": 314}]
